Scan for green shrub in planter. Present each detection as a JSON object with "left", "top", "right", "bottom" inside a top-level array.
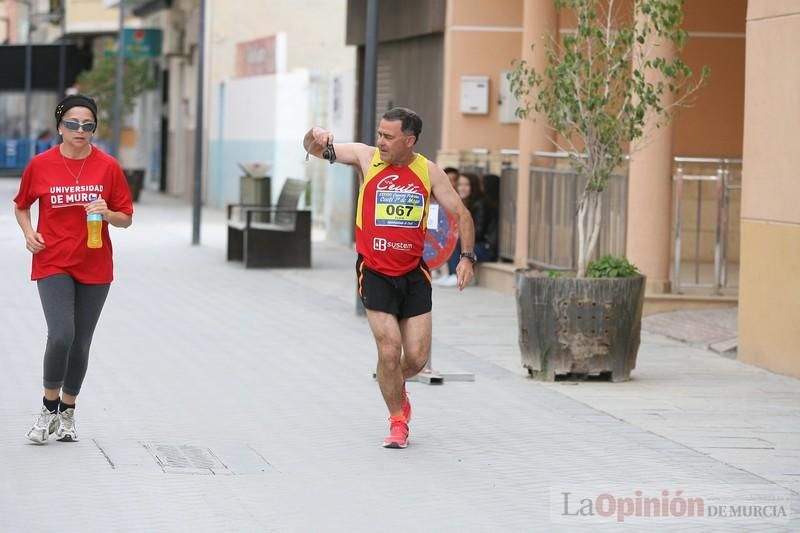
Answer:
[{"left": 587, "top": 256, "right": 640, "bottom": 279}]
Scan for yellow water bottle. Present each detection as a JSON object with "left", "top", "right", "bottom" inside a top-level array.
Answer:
[{"left": 87, "top": 194, "right": 103, "bottom": 249}]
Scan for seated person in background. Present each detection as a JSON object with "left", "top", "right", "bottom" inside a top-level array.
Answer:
[
  {"left": 477, "top": 174, "right": 500, "bottom": 262},
  {"left": 438, "top": 172, "right": 489, "bottom": 287},
  {"left": 443, "top": 167, "right": 459, "bottom": 189}
]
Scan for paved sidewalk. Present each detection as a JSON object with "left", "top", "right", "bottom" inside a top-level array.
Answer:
[
  {"left": 1, "top": 180, "right": 798, "bottom": 532},
  {"left": 643, "top": 308, "right": 738, "bottom": 353}
]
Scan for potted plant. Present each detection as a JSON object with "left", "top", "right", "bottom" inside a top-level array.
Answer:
[
  {"left": 77, "top": 55, "right": 156, "bottom": 201},
  {"left": 508, "top": 0, "right": 707, "bottom": 381}
]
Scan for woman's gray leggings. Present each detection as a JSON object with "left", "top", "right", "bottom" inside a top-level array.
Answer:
[{"left": 37, "top": 274, "right": 110, "bottom": 396}]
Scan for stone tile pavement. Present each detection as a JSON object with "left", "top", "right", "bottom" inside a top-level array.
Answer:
[
  {"left": 0, "top": 179, "right": 798, "bottom": 532},
  {"left": 642, "top": 308, "right": 738, "bottom": 353}
]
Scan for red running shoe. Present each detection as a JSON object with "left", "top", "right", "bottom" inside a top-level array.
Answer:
[
  {"left": 401, "top": 384, "right": 412, "bottom": 423},
  {"left": 382, "top": 415, "right": 409, "bottom": 449}
]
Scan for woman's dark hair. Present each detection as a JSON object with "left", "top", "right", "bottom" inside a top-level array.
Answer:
[
  {"left": 459, "top": 172, "right": 483, "bottom": 210},
  {"left": 55, "top": 94, "right": 98, "bottom": 128},
  {"left": 382, "top": 107, "right": 422, "bottom": 143},
  {"left": 482, "top": 174, "right": 500, "bottom": 210},
  {"left": 443, "top": 167, "right": 459, "bottom": 176}
]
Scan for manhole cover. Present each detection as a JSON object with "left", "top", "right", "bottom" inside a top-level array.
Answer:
[
  {"left": 144, "top": 443, "right": 230, "bottom": 475},
  {"left": 93, "top": 440, "right": 273, "bottom": 474}
]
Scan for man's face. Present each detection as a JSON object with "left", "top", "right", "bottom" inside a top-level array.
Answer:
[{"left": 376, "top": 119, "right": 414, "bottom": 164}]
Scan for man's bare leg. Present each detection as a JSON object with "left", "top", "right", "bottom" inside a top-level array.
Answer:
[
  {"left": 400, "top": 312, "right": 432, "bottom": 379},
  {"left": 366, "top": 309, "right": 405, "bottom": 416}
]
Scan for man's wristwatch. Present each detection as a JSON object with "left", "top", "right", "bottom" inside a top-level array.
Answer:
[{"left": 460, "top": 251, "right": 477, "bottom": 263}]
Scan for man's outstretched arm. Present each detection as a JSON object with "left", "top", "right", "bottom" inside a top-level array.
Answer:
[{"left": 303, "top": 127, "right": 372, "bottom": 168}]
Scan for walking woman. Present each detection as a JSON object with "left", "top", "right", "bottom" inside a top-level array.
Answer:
[{"left": 13, "top": 94, "right": 133, "bottom": 443}]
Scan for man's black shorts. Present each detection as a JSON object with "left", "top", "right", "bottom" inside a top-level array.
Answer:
[{"left": 356, "top": 255, "right": 432, "bottom": 319}]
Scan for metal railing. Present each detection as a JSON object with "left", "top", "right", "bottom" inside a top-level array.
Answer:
[
  {"left": 499, "top": 164, "right": 518, "bottom": 261},
  {"left": 527, "top": 152, "right": 628, "bottom": 270},
  {"left": 458, "top": 148, "right": 491, "bottom": 176},
  {"left": 456, "top": 147, "right": 521, "bottom": 177},
  {"left": 672, "top": 157, "right": 741, "bottom": 294}
]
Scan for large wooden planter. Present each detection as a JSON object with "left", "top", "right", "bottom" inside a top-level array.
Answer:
[{"left": 515, "top": 270, "right": 646, "bottom": 382}]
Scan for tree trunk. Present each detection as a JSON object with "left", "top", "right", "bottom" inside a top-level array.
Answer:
[
  {"left": 585, "top": 193, "right": 602, "bottom": 267},
  {"left": 577, "top": 191, "right": 603, "bottom": 278},
  {"left": 576, "top": 199, "right": 588, "bottom": 277}
]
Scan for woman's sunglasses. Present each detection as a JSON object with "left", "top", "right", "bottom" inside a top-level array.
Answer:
[{"left": 62, "top": 120, "right": 97, "bottom": 133}]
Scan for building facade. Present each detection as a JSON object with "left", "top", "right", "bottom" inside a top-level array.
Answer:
[
  {"left": 738, "top": 0, "right": 800, "bottom": 378},
  {"left": 346, "top": 0, "right": 798, "bottom": 378}
]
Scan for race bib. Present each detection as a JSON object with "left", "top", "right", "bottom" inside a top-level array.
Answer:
[
  {"left": 426, "top": 203, "right": 439, "bottom": 230},
  {"left": 374, "top": 191, "right": 424, "bottom": 228}
]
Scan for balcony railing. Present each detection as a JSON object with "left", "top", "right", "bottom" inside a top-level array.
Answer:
[{"left": 457, "top": 149, "right": 741, "bottom": 295}]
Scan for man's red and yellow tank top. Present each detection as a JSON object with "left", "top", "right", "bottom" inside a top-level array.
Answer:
[{"left": 356, "top": 149, "right": 431, "bottom": 276}]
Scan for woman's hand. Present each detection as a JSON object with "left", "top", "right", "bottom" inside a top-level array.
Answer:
[
  {"left": 85, "top": 198, "right": 109, "bottom": 219},
  {"left": 24, "top": 231, "right": 46, "bottom": 254}
]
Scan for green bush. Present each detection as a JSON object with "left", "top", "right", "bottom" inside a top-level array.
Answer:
[{"left": 587, "top": 255, "right": 640, "bottom": 278}]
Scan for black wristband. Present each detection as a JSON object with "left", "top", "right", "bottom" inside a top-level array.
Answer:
[{"left": 322, "top": 143, "right": 336, "bottom": 164}]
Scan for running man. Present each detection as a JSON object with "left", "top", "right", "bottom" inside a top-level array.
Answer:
[{"left": 303, "top": 107, "right": 476, "bottom": 449}]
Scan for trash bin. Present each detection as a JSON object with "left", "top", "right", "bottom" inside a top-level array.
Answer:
[
  {"left": 238, "top": 161, "right": 271, "bottom": 222},
  {"left": 0, "top": 138, "right": 7, "bottom": 168},
  {"left": 123, "top": 168, "right": 145, "bottom": 203}
]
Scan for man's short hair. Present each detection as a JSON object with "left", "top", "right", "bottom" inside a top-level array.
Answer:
[
  {"left": 381, "top": 107, "right": 422, "bottom": 144},
  {"left": 443, "top": 167, "right": 459, "bottom": 175}
]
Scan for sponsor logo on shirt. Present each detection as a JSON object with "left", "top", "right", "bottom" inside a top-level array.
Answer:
[
  {"left": 373, "top": 237, "right": 413, "bottom": 252},
  {"left": 375, "top": 175, "right": 420, "bottom": 194}
]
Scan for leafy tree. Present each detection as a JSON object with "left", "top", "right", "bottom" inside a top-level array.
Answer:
[
  {"left": 509, "top": 0, "right": 708, "bottom": 277},
  {"left": 77, "top": 55, "right": 156, "bottom": 139}
]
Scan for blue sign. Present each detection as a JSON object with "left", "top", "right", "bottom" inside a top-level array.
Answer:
[{"left": 105, "top": 29, "right": 163, "bottom": 58}]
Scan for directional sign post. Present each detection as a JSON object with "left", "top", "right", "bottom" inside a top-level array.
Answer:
[{"left": 411, "top": 201, "right": 475, "bottom": 385}]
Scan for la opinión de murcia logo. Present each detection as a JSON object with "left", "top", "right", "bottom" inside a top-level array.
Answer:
[{"left": 560, "top": 490, "right": 789, "bottom": 523}]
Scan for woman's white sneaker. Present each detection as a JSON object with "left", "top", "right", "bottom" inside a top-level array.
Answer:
[
  {"left": 55, "top": 408, "right": 78, "bottom": 442},
  {"left": 26, "top": 406, "right": 58, "bottom": 444}
]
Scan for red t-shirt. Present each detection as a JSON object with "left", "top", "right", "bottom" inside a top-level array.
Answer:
[{"left": 13, "top": 145, "right": 134, "bottom": 284}]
